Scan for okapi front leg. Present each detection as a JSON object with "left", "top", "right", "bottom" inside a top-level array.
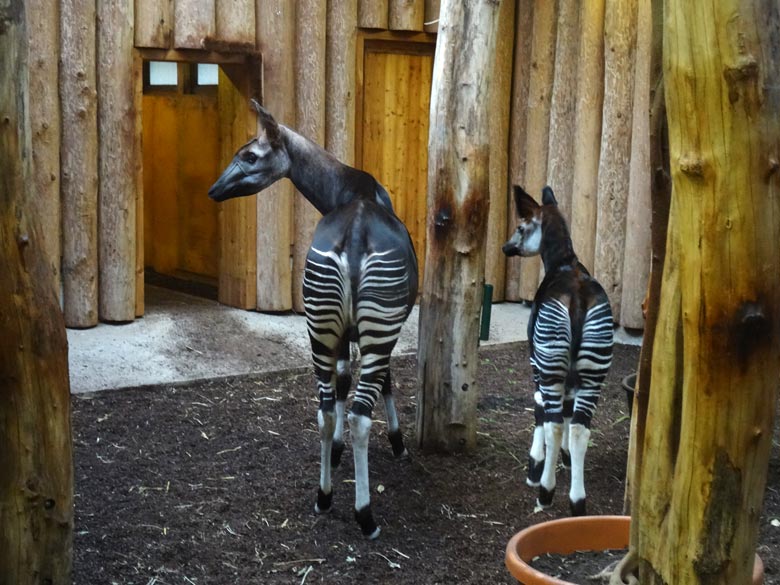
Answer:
[
  {"left": 381, "top": 372, "right": 407, "bottom": 458},
  {"left": 315, "top": 368, "right": 337, "bottom": 514}
]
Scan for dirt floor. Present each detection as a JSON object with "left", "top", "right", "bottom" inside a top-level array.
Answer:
[{"left": 72, "top": 342, "right": 780, "bottom": 585}]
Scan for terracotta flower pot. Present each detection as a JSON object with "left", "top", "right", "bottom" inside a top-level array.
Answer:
[{"left": 505, "top": 515, "right": 764, "bottom": 585}]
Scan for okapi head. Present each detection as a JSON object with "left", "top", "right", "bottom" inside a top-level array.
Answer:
[{"left": 208, "top": 100, "right": 290, "bottom": 202}]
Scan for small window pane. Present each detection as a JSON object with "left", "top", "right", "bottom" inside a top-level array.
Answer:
[
  {"left": 197, "top": 64, "right": 219, "bottom": 86},
  {"left": 149, "top": 61, "right": 178, "bottom": 86}
]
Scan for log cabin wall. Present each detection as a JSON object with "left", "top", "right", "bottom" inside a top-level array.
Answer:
[{"left": 31, "top": 0, "right": 650, "bottom": 329}]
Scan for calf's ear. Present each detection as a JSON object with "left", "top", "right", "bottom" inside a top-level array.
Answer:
[
  {"left": 513, "top": 185, "right": 540, "bottom": 219},
  {"left": 250, "top": 99, "right": 282, "bottom": 147},
  {"left": 541, "top": 185, "right": 558, "bottom": 206}
]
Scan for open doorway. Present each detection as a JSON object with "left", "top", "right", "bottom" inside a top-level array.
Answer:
[{"left": 138, "top": 55, "right": 259, "bottom": 312}]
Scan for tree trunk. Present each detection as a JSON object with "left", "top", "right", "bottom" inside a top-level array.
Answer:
[
  {"left": 485, "top": 0, "right": 515, "bottom": 302},
  {"left": 593, "top": 0, "right": 637, "bottom": 316},
  {"left": 293, "top": 0, "right": 327, "bottom": 313},
  {"left": 505, "top": 0, "right": 534, "bottom": 301},
  {"left": 568, "top": 0, "right": 605, "bottom": 272},
  {"left": 173, "top": 0, "right": 215, "bottom": 49},
  {"left": 389, "top": 0, "right": 424, "bottom": 31},
  {"left": 358, "top": 0, "right": 388, "bottom": 29},
  {"left": 60, "top": 0, "right": 99, "bottom": 328},
  {"left": 635, "top": 1, "right": 780, "bottom": 583},
  {"left": 517, "top": 0, "right": 557, "bottom": 301},
  {"left": 215, "top": 0, "right": 254, "bottom": 47},
  {"left": 97, "top": 0, "right": 137, "bottom": 322},
  {"left": 135, "top": 0, "right": 172, "bottom": 48},
  {"left": 416, "top": 0, "right": 499, "bottom": 453},
  {"left": 326, "top": 0, "right": 357, "bottom": 165},
  {"left": 256, "top": 0, "right": 295, "bottom": 311},
  {"left": 0, "top": 2, "right": 74, "bottom": 582}
]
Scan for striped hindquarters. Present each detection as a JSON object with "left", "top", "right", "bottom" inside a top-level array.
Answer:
[
  {"left": 531, "top": 299, "right": 572, "bottom": 417},
  {"left": 572, "top": 302, "right": 614, "bottom": 421}
]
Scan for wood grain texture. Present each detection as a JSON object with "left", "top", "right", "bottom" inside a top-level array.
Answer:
[
  {"left": 256, "top": 0, "right": 295, "bottom": 310},
  {"left": 97, "top": 0, "right": 137, "bottom": 322},
  {"left": 174, "top": 0, "right": 215, "bottom": 49},
  {"left": 135, "top": 0, "right": 172, "bottom": 48},
  {"left": 358, "top": 0, "right": 389, "bottom": 29},
  {"left": 416, "top": 0, "right": 499, "bottom": 454},
  {"left": 216, "top": 0, "right": 255, "bottom": 47},
  {"left": 569, "top": 0, "right": 605, "bottom": 273},
  {"left": 593, "top": 0, "right": 637, "bottom": 316},
  {"left": 326, "top": 0, "right": 358, "bottom": 164},
  {"left": 60, "top": 0, "right": 99, "bottom": 328},
  {"left": 424, "top": 0, "right": 440, "bottom": 32},
  {"left": 134, "top": 52, "right": 144, "bottom": 316},
  {"left": 27, "top": 0, "right": 62, "bottom": 297},
  {"left": 389, "top": 0, "right": 424, "bottom": 31},
  {"left": 505, "top": 0, "right": 534, "bottom": 301}
]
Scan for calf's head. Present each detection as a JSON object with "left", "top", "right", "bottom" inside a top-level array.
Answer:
[{"left": 502, "top": 185, "right": 557, "bottom": 257}]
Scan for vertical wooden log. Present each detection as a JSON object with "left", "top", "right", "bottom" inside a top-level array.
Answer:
[
  {"left": 293, "top": 0, "right": 327, "bottom": 312},
  {"left": 255, "top": 0, "right": 295, "bottom": 311},
  {"left": 593, "top": 0, "right": 637, "bottom": 316},
  {"left": 27, "top": 0, "right": 61, "bottom": 297},
  {"left": 620, "top": 0, "right": 652, "bottom": 329},
  {"left": 97, "top": 0, "right": 136, "bottom": 322},
  {"left": 133, "top": 51, "right": 144, "bottom": 317},
  {"left": 569, "top": 0, "right": 605, "bottom": 272},
  {"left": 424, "top": 0, "right": 440, "bottom": 32},
  {"left": 358, "top": 0, "right": 388, "bottom": 29},
  {"left": 485, "top": 0, "right": 515, "bottom": 302},
  {"left": 173, "top": 0, "right": 215, "bottom": 49},
  {"left": 0, "top": 2, "right": 74, "bottom": 581},
  {"left": 635, "top": 1, "right": 780, "bottom": 583},
  {"left": 389, "top": 0, "right": 424, "bottom": 31},
  {"left": 517, "top": 0, "right": 557, "bottom": 301},
  {"left": 135, "top": 0, "right": 172, "bottom": 48},
  {"left": 545, "top": 0, "right": 579, "bottom": 219},
  {"left": 416, "top": 0, "right": 499, "bottom": 453},
  {"left": 218, "top": 66, "right": 258, "bottom": 309},
  {"left": 216, "top": 0, "right": 255, "bottom": 47},
  {"left": 326, "top": 0, "right": 358, "bottom": 164},
  {"left": 505, "top": 0, "right": 534, "bottom": 301},
  {"left": 60, "top": 0, "right": 98, "bottom": 328}
]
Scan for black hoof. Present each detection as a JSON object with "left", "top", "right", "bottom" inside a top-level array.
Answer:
[
  {"left": 355, "top": 505, "right": 381, "bottom": 539},
  {"left": 388, "top": 430, "right": 407, "bottom": 458},
  {"left": 560, "top": 449, "right": 571, "bottom": 469},
  {"left": 314, "top": 488, "right": 332, "bottom": 514},
  {"left": 538, "top": 485, "right": 555, "bottom": 507},
  {"left": 527, "top": 456, "right": 544, "bottom": 486},
  {"left": 331, "top": 440, "right": 345, "bottom": 467},
  {"left": 570, "top": 498, "right": 587, "bottom": 517}
]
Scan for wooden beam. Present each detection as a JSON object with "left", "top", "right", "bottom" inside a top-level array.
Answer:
[
  {"left": 255, "top": 0, "right": 294, "bottom": 310},
  {"left": 358, "top": 0, "right": 389, "bottom": 29},
  {"left": 173, "top": 0, "right": 215, "bottom": 49},
  {"left": 517, "top": 0, "right": 557, "bottom": 301},
  {"left": 216, "top": 0, "right": 255, "bottom": 48},
  {"left": 505, "top": 0, "right": 534, "bottom": 301},
  {"left": 424, "top": 0, "right": 440, "bottom": 32},
  {"left": 389, "top": 0, "right": 424, "bottom": 31},
  {"left": 326, "top": 0, "right": 358, "bottom": 165},
  {"left": 135, "top": 0, "right": 172, "bottom": 48},
  {"left": 416, "top": 0, "right": 500, "bottom": 453},
  {"left": 134, "top": 51, "right": 144, "bottom": 317},
  {"left": 60, "top": 0, "right": 99, "bottom": 328},
  {"left": 593, "top": 0, "right": 637, "bottom": 316},
  {"left": 0, "top": 3, "right": 74, "bottom": 580},
  {"left": 293, "top": 0, "right": 327, "bottom": 313},
  {"left": 97, "top": 0, "right": 137, "bottom": 322},
  {"left": 27, "top": 0, "right": 62, "bottom": 298},
  {"left": 569, "top": 0, "right": 606, "bottom": 272},
  {"left": 485, "top": 0, "right": 515, "bottom": 302}
]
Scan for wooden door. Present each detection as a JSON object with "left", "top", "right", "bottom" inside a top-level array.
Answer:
[{"left": 359, "top": 39, "right": 434, "bottom": 286}]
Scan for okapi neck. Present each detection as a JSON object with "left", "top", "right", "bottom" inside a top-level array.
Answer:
[{"left": 541, "top": 236, "right": 578, "bottom": 275}]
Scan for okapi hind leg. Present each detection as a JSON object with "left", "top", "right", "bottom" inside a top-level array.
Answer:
[
  {"left": 527, "top": 392, "right": 545, "bottom": 487},
  {"left": 314, "top": 365, "right": 337, "bottom": 515},
  {"left": 560, "top": 397, "right": 574, "bottom": 469},
  {"left": 381, "top": 372, "right": 408, "bottom": 458},
  {"left": 331, "top": 338, "right": 352, "bottom": 468}
]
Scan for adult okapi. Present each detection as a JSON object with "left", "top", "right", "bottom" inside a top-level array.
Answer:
[
  {"left": 208, "top": 100, "right": 418, "bottom": 538},
  {"left": 503, "top": 185, "right": 614, "bottom": 516}
]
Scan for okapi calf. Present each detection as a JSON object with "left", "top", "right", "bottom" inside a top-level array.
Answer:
[{"left": 502, "top": 185, "right": 614, "bottom": 516}]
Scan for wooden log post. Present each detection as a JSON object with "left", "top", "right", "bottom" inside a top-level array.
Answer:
[
  {"left": 423, "top": 0, "right": 440, "bottom": 33},
  {"left": 517, "top": 0, "right": 557, "bottom": 301},
  {"left": 545, "top": 0, "right": 580, "bottom": 219},
  {"left": 256, "top": 0, "right": 295, "bottom": 311},
  {"left": 27, "top": 0, "right": 62, "bottom": 298},
  {"left": 215, "top": 0, "right": 255, "bottom": 48},
  {"left": 174, "top": 0, "right": 215, "bottom": 49},
  {"left": 593, "top": 0, "right": 637, "bottom": 316},
  {"left": 416, "top": 0, "right": 499, "bottom": 453},
  {"left": 135, "top": 0, "right": 172, "bottom": 48},
  {"left": 60, "top": 0, "right": 99, "bottom": 328},
  {"left": 389, "top": 0, "right": 424, "bottom": 31},
  {"left": 569, "top": 0, "right": 605, "bottom": 273},
  {"left": 484, "top": 0, "right": 515, "bottom": 302},
  {"left": 634, "top": 1, "right": 780, "bottom": 583},
  {"left": 0, "top": 2, "right": 74, "bottom": 581},
  {"left": 292, "top": 0, "right": 327, "bottom": 313},
  {"left": 326, "top": 0, "right": 358, "bottom": 165},
  {"left": 620, "top": 0, "right": 652, "bottom": 329},
  {"left": 97, "top": 0, "right": 137, "bottom": 322},
  {"left": 505, "top": 0, "right": 534, "bottom": 301},
  {"left": 358, "top": 0, "right": 388, "bottom": 29}
]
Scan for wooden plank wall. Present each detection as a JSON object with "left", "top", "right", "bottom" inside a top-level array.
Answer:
[{"left": 44, "top": 0, "right": 654, "bottom": 329}]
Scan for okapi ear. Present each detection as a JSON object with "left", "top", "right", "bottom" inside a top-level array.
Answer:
[
  {"left": 513, "top": 185, "right": 540, "bottom": 219},
  {"left": 541, "top": 186, "right": 557, "bottom": 206},
  {"left": 251, "top": 99, "right": 282, "bottom": 147}
]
